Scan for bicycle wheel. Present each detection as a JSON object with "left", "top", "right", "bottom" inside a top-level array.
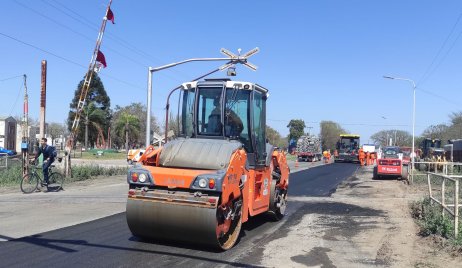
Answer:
[
  {"left": 21, "top": 173, "right": 39, "bottom": 194},
  {"left": 48, "top": 172, "right": 64, "bottom": 192}
]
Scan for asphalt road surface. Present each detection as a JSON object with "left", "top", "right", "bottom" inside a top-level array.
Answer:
[{"left": 0, "top": 163, "right": 358, "bottom": 268}]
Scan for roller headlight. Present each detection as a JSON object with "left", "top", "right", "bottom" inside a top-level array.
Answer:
[
  {"left": 139, "top": 173, "right": 147, "bottom": 183},
  {"left": 198, "top": 178, "right": 207, "bottom": 188}
]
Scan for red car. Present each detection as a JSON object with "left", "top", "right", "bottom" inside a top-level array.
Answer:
[{"left": 374, "top": 146, "right": 407, "bottom": 179}]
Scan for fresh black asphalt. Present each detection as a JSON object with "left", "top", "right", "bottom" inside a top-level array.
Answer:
[{"left": 0, "top": 163, "right": 359, "bottom": 268}]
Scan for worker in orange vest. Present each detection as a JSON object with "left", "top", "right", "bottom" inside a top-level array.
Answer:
[
  {"left": 366, "top": 151, "right": 371, "bottom": 166},
  {"left": 371, "top": 152, "right": 376, "bottom": 165},
  {"left": 358, "top": 148, "right": 365, "bottom": 166}
]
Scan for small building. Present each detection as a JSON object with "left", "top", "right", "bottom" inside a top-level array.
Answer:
[
  {"left": 0, "top": 116, "right": 17, "bottom": 152},
  {"left": 16, "top": 123, "right": 38, "bottom": 153}
]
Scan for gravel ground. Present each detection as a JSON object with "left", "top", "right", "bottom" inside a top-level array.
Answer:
[{"left": 258, "top": 165, "right": 462, "bottom": 267}]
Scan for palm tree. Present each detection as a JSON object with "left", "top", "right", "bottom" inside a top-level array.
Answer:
[
  {"left": 82, "top": 102, "right": 106, "bottom": 149},
  {"left": 115, "top": 112, "right": 141, "bottom": 152}
]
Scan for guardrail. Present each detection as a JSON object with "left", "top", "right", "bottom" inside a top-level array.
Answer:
[
  {"left": 426, "top": 172, "right": 462, "bottom": 238},
  {"left": 0, "top": 153, "right": 9, "bottom": 168},
  {"left": 410, "top": 161, "right": 462, "bottom": 184}
]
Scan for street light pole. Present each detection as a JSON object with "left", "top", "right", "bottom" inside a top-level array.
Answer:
[
  {"left": 383, "top": 75, "right": 416, "bottom": 182},
  {"left": 145, "top": 48, "right": 259, "bottom": 147}
]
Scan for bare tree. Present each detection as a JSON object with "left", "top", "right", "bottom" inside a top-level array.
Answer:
[
  {"left": 371, "top": 130, "right": 412, "bottom": 147},
  {"left": 48, "top": 122, "right": 66, "bottom": 146}
]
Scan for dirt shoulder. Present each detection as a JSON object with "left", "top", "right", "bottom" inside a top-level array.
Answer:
[{"left": 259, "top": 165, "right": 462, "bottom": 268}]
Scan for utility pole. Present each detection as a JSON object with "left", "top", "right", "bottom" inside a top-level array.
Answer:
[
  {"left": 306, "top": 126, "right": 313, "bottom": 136},
  {"left": 21, "top": 75, "right": 29, "bottom": 176},
  {"left": 40, "top": 60, "right": 47, "bottom": 139}
]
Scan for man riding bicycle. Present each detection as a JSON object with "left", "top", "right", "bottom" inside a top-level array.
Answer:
[{"left": 34, "top": 138, "right": 56, "bottom": 187}]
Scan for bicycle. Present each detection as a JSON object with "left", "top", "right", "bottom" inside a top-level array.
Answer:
[{"left": 20, "top": 159, "right": 64, "bottom": 194}]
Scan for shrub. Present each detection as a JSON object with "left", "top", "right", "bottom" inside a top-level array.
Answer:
[
  {"left": 410, "top": 197, "right": 457, "bottom": 239},
  {"left": 68, "top": 165, "right": 128, "bottom": 182},
  {"left": 0, "top": 164, "right": 22, "bottom": 186}
]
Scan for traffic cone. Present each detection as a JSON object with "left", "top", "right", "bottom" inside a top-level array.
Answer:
[{"left": 295, "top": 158, "right": 299, "bottom": 168}]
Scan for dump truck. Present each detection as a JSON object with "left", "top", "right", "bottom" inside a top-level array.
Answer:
[
  {"left": 334, "top": 134, "right": 360, "bottom": 163},
  {"left": 126, "top": 79, "right": 290, "bottom": 250},
  {"left": 295, "top": 135, "right": 322, "bottom": 162}
]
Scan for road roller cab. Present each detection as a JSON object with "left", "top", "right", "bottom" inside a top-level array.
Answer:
[{"left": 126, "top": 79, "right": 289, "bottom": 250}]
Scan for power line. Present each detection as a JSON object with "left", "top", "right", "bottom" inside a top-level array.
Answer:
[
  {"left": 0, "top": 31, "right": 84, "bottom": 67},
  {"left": 0, "top": 75, "right": 23, "bottom": 82},
  {"left": 417, "top": 12, "right": 462, "bottom": 86},
  {"left": 40, "top": 0, "right": 189, "bottom": 83},
  {"left": 14, "top": 0, "right": 95, "bottom": 43},
  {"left": 0, "top": 31, "right": 144, "bottom": 91},
  {"left": 9, "top": 83, "right": 23, "bottom": 117},
  {"left": 38, "top": 0, "right": 153, "bottom": 69},
  {"left": 417, "top": 87, "right": 462, "bottom": 107}
]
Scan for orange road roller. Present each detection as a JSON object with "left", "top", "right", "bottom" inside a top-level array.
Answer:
[{"left": 126, "top": 79, "right": 289, "bottom": 250}]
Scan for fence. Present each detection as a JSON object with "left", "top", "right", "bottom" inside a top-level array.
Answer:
[
  {"left": 410, "top": 161, "right": 462, "bottom": 184},
  {"left": 0, "top": 153, "right": 10, "bottom": 168},
  {"left": 425, "top": 172, "right": 462, "bottom": 238}
]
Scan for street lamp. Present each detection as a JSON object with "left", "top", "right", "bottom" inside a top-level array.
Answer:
[
  {"left": 383, "top": 75, "right": 416, "bottom": 180},
  {"left": 145, "top": 48, "right": 259, "bottom": 147}
]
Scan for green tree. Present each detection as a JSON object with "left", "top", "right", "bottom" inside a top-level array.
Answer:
[
  {"left": 115, "top": 111, "right": 141, "bottom": 152},
  {"left": 266, "top": 125, "right": 287, "bottom": 148},
  {"left": 82, "top": 102, "right": 107, "bottom": 148},
  {"left": 67, "top": 73, "right": 111, "bottom": 147},
  {"left": 111, "top": 103, "right": 160, "bottom": 148},
  {"left": 320, "top": 121, "right": 347, "bottom": 150},
  {"left": 287, "top": 119, "right": 305, "bottom": 142}
]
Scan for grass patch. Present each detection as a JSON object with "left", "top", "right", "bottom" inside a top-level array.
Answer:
[
  {"left": 410, "top": 197, "right": 462, "bottom": 252},
  {"left": 0, "top": 161, "right": 128, "bottom": 187},
  {"left": 0, "top": 162, "right": 22, "bottom": 187},
  {"left": 68, "top": 165, "right": 128, "bottom": 182},
  {"left": 285, "top": 154, "right": 297, "bottom": 161}
]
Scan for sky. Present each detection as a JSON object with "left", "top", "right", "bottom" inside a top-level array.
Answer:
[{"left": 1, "top": 0, "right": 462, "bottom": 144}]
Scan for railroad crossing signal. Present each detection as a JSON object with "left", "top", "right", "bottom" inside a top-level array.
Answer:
[{"left": 219, "top": 47, "right": 259, "bottom": 71}]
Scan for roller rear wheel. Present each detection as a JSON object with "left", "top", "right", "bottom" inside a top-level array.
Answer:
[
  {"left": 269, "top": 177, "right": 287, "bottom": 221},
  {"left": 216, "top": 197, "right": 243, "bottom": 250}
]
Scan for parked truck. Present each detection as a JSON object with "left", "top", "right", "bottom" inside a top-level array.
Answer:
[{"left": 295, "top": 135, "right": 322, "bottom": 162}]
